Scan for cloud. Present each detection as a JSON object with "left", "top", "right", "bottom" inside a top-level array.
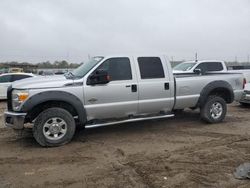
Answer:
[{"left": 0, "top": 0, "right": 249, "bottom": 63}]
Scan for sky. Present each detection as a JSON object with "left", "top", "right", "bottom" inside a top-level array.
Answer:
[{"left": 0, "top": 0, "right": 250, "bottom": 63}]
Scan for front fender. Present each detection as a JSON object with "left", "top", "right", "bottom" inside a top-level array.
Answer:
[{"left": 21, "top": 91, "right": 87, "bottom": 125}]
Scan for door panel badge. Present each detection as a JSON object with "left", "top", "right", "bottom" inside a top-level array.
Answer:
[{"left": 88, "top": 98, "right": 98, "bottom": 103}]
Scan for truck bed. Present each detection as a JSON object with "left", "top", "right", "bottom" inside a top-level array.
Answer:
[{"left": 173, "top": 72, "right": 244, "bottom": 110}]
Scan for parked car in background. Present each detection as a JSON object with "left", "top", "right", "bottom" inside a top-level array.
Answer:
[
  {"left": 240, "top": 83, "right": 250, "bottom": 105},
  {"left": 54, "top": 71, "right": 65, "bottom": 75},
  {"left": 38, "top": 70, "right": 54, "bottom": 76},
  {"left": 9, "top": 68, "right": 24, "bottom": 73},
  {"left": 0, "top": 73, "right": 35, "bottom": 100}
]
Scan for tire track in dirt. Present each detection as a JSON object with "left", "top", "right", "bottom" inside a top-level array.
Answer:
[
  {"left": 0, "top": 155, "right": 96, "bottom": 165},
  {"left": 116, "top": 134, "right": 250, "bottom": 188}
]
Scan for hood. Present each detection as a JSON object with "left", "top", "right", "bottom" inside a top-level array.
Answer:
[{"left": 11, "top": 75, "right": 74, "bottom": 89}]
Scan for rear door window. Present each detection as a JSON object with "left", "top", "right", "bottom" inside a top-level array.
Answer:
[{"left": 137, "top": 57, "right": 165, "bottom": 79}]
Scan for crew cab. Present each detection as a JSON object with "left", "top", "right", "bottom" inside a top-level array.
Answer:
[{"left": 4, "top": 55, "right": 244, "bottom": 147}]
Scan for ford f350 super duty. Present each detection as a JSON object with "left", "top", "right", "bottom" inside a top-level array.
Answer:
[{"left": 4, "top": 55, "right": 245, "bottom": 146}]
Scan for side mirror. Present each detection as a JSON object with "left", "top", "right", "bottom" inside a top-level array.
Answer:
[
  {"left": 193, "top": 68, "right": 202, "bottom": 75},
  {"left": 88, "top": 69, "right": 110, "bottom": 85}
]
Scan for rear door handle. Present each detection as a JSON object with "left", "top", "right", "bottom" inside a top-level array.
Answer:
[{"left": 164, "top": 83, "right": 169, "bottom": 90}]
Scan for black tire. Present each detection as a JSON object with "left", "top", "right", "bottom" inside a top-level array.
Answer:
[
  {"left": 33, "top": 107, "right": 76, "bottom": 147},
  {"left": 200, "top": 95, "right": 227, "bottom": 123}
]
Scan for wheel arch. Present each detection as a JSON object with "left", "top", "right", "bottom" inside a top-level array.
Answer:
[
  {"left": 198, "top": 80, "right": 234, "bottom": 107},
  {"left": 21, "top": 91, "right": 87, "bottom": 125}
]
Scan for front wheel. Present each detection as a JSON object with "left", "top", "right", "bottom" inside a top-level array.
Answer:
[
  {"left": 200, "top": 96, "right": 227, "bottom": 123},
  {"left": 33, "top": 107, "right": 76, "bottom": 147}
]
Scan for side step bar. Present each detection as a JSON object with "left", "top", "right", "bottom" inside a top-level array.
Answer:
[{"left": 85, "top": 114, "right": 174, "bottom": 129}]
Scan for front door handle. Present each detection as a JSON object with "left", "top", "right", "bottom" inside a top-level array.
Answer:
[{"left": 125, "top": 84, "right": 137, "bottom": 92}]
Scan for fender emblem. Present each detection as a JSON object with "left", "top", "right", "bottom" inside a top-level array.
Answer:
[{"left": 88, "top": 98, "right": 98, "bottom": 103}]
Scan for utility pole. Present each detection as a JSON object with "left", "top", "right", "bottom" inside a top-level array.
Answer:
[
  {"left": 66, "top": 51, "right": 69, "bottom": 71},
  {"left": 247, "top": 54, "right": 249, "bottom": 64},
  {"left": 235, "top": 56, "right": 238, "bottom": 63},
  {"left": 195, "top": 52, "right": 198, "bottom": 62}
]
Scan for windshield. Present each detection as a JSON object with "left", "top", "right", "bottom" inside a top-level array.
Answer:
[
  {"left": 173, "top": 62, "right": 196, "bottom": 71},
  {"left": 66, "top": 56, "right": 104, "bottom": 79}
]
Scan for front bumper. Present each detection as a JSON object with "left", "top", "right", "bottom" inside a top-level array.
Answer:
[{"left": 4, "top": 111, "right": 27, "bottom": 129}]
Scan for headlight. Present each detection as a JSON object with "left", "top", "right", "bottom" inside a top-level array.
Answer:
[{"left": 12, "top": 89, "right": 29, "bottom": 111}]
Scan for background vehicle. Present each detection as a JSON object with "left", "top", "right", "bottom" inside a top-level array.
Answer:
[
  {"left": 240, "top": 83, "right": 250, "bottom": 105},
  {"left": 4, "top": 55, "right": 244, "bottom": 146},
  {"left": 173, "top": 60, "right": 227, "bottom": 74},
  {"left": 8, "top": 68, "right": 24, "bottom": 73},
  {"left": 228, "top": 69, "right": 250, "bottom": 83},
  {"left": 173, "top": 60, "right": 250, "bottom": 83},
  {"left": 0, "top": 73, "right": 35, "bottom": 99},
  {"left": 38, "top": 70, "right": 54, "bottom": 76}
]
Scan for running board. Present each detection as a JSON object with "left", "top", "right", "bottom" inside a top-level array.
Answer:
[{"left": 85, "top": 114, "right": 174, "bottom": 129}]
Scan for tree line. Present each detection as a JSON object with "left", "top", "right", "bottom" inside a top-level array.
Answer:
[{"left": 0, "top": 60, "right": 82, "bottom": 69}]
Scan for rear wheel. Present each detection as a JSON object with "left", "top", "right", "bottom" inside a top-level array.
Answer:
[
  {"left": 200, "top": 95, "right": 227, "bottom": 123},
  {"left": 33, "top": 107, "right": 76, "bottom": 147}
]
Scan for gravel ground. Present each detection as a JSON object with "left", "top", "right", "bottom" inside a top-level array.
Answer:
[{"left": 0, "top": 101, "right": 250, "bottom": 187}]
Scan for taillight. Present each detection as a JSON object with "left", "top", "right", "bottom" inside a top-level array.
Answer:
[{"left": 243, "top": 78, "right": 246, "bottom": 89}]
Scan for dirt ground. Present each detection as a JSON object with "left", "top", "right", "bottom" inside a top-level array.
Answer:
[{"left": 1, "top": 101, "right": 250, "bottom": 188}]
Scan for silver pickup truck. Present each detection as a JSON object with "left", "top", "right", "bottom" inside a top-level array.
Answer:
[{"left": 4, "top": 55, "right": 244, "bottom": 146}]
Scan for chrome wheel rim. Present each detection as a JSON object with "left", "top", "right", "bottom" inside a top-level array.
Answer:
[
  {"left": 43, "top": 117, "right": 67, "bottom": 140},
  {"left": 210, "top": 102, "right": 223, "bottom": 119}
]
